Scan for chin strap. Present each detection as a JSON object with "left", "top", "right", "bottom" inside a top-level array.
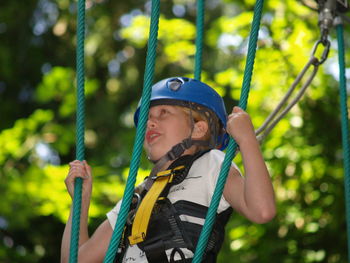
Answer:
[{"left": 148, "top": 138, "right": 192, "bottom": 183}]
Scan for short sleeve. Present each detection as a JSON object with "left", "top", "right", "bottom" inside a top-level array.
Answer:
[
  {"left": 183, "top": 149, "right": 241, "bottom": 213},
  {"left": 106, "top": 199, "right": 122, "bottom": 230},
  {"left": 206, "top": 150, "right": 241, "bottom": 212}
]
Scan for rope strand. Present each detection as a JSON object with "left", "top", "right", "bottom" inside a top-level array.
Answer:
[
  {"left": 69, "top": 0, "right": 86, "bottom": 261},
  {"left": 192, "top": 0, "right": 265, "bottom": 261},
  {"left": 255, "top": 58, "right": 317, "bottom": 136},
  {"left": 335, "top": 18, "right": 350, "bottom": 263},
  {"left": 103, "top": 1, "right": 160, "bottom": 262},
  {"left": 255, "top": 33, "right": 331, "bottom": 142},
  {"left": 194, "top": 0, "right": 205, "bottom": 81},
  {"left": 256, "top": 58, "right": 319, "bottom": 142}
]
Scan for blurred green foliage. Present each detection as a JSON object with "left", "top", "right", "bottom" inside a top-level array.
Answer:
[{"left": 0, "top": 0, "right": 349, "bottom": 262}]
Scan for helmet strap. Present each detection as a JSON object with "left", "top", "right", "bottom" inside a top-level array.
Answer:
[
  {"left": 149, "top": 138, "right": 190, "bottom": 174},
  {"left": 188, "top": 102, "right": 195, "bottom": 134}
]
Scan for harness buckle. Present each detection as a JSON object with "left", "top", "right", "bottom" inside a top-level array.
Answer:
[
  {"left": 127, "top": 193, "right": 142, "bottom": 225},
  {"left": 151, "top": 165, "right": 185, "bottom": 181}
]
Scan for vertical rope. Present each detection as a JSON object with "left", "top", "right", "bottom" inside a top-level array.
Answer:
[
  {"left": 103, "top": 0, "right": 160, "bottom": 262},
  {"left": 336, "top": 19, "right": 350, "bottom": 262},
  {"left": 194, "top": 0, "right": 205, "bottom": 81},
  {"left": 69, "top": 0, "right": 85, "bottom": 262},
  {"left": 238, "top": 0, "right": 264, "bottom": 110},
  {"left": 192, "top": 0, "right": 264, "bottom": 261}
]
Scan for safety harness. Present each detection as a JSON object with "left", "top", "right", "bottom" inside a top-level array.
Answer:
[{"left": 116, "top": 150, "right": 233, "bottom": 262}]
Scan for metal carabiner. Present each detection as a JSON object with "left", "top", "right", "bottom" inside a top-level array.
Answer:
[
  {"left": 310, "top": 39, "right": 331, "bottom": 65},
  {"left": 127, "top": 192, "right": 142, "bottom": 225}
]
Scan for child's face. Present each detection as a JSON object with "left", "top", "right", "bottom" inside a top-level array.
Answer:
[{"left": 144, "top": 105, "right": 192, "bottom": 161}]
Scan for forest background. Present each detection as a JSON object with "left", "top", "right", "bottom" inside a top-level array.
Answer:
[{"left": 1, "top": 0, "right": 350, "bottom": 262}]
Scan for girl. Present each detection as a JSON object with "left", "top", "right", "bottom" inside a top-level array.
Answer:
[{"left": 61, "top": 77, "right": 276, "bottom": 263}]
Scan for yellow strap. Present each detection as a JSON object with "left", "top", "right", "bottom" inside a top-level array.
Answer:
[{"left": 128, "top": 166, "right": 184, "bottom": 245}]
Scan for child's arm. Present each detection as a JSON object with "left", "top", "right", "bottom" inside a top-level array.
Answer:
[
  {"left": 223, "top": 107, "right": 276, "bottom": 223},
  {"left": 60, "top": 161, "right": 113, "bottom": 263}
]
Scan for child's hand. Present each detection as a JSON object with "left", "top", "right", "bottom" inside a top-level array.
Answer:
[
  {"left": 227, "top": 106, "right": 256, "bottom": 145},
  {"left": 65, "top": 160, "right": 92, "bottom": 200}
]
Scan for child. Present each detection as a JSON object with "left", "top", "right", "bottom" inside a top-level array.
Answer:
[{"left": 61, "top": 77, "right": 276, "bottom": 263}]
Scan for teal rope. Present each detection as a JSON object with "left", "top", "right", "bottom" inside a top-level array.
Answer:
[
  {"left": 69, "top": 0, "right": 85, "bottom": 262},
  {"left": 336, "top": 21, "right": 350, "bottom": 262},
  {"left": 194, "top": 0, "right": 205, "bottom": 81},
  {"left": 192, "top": 0, "right": 264, "bottom": 261},
  {"left": 103, "top": 0, "right": 160, "bottom": 262}
]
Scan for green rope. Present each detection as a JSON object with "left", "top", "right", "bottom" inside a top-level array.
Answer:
[
  {"left": 103, "top": 1, "right": 160, "bottom": 262},
  {"left": 192, "top": 0, "right": 264, "bottom": 261},
  {"left": 69, "top": 0, "right": 85, "bottom": 262},
  {"left": 194, "top": 0, "right": 205, "bottom": 81},
  {"left": 336, "top": 21, "right": 350, "bottom": 262}
]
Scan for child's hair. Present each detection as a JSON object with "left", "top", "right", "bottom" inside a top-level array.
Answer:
[{"left": 178, "top": 104, "right": 222, "bottom": 151}]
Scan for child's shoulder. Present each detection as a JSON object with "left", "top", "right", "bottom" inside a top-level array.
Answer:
[
  {"left": 202, "top": 149, "right": 225, "bottom": 161},
  {"left": 194, "top": 149, "right": 225, "bottom": 167},
  {"left": 196, "top": 149, "right": 239, "bottom": 171}
]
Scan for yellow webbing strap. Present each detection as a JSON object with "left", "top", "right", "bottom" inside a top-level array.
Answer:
[{"left": 128, "top": 166, "right": 185, "bottom": 245}]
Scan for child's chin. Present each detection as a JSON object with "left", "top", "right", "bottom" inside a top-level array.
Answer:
[
  {"left": 147, "top": 151, "right": 167, "bottom": 162},
  {"left": 148, "top": 154, "right": 161, "bottom": 162}
]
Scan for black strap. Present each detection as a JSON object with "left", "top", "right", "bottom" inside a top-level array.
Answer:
[
  {"left": 144, "top": 139, "right": 191, "bottom": 192},
  {"left": 144, "top": 240, "right": 169, "bottom": 263},
  {"left": 170, "top": 247, "right": 186, "bottom": 263},
  {"left": 166, "top": 138, "right": 192, "bottom": 160},
  {"left": 144, "top": 244, "right": 192, "bottom": 263}
]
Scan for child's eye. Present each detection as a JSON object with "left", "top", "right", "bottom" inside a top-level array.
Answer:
[{"left": 160, "top": 108, "right": 169, "bottom": 115}]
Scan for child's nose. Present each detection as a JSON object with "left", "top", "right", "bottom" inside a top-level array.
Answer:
[{"left": 147, "top": 117, "right": 157, "bottom": 128}]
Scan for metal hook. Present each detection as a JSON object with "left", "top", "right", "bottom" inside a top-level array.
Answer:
[
  {"left": 127, "top": 193, "right": 142, "bottom": 225},
  {"left": 310, "top": 39, "right": 331, "bottom": 65}
]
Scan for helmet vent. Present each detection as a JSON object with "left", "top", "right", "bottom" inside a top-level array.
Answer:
[{"left": 167, "top": 78, "right": 184, "bottom": 91}]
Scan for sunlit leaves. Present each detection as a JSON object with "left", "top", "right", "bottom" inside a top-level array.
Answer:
[
  {"left": 1, "top": 0, "right": 349, "bottom": 262},
  {"left": 26, "top": 165, "right": 71, "bottom": 221},
  {"left": 209, "top": 12, "right": 254, "bottom": 46},
  {"left": 36, "top": 66, "right": 99, "bottom": 117},
  {"left": 214, "top": 68, "right": 240, "bottom": 98},
  {"left": 0, "top": 109, "right": 53, "bottom": 163},
  {"left": 86, "top": 16, "right": 112, "bottom": 56},
  {"left": 159, "top": 18, "right": 195, "bottom": 42},
  {"left": 164, "top": 40, "right": 195, "bottom": 64},
  {"left": 120, "top": 15, "right": 196, "bottom": 65},
  {"left": 120, "top": 15, "right": 150, "bottom": 48}
]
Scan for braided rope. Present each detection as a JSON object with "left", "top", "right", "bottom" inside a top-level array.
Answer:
[
  {"left": 336, "top": 20, "right": 350, "bottom": 263},
  {"left": 194, "top": 0, "right": 205, "bottom": 81},
  {"left": 69, "top": 0, "right": 86, "bottom": 262},
  {"left": 192, "top": 0, "right": 265, "bottom": 261},
  {"left": 256, "top": 58, "right": 319, "bottom": 142},
  {"left": 103, "top": 1, "right": 160, "bottom": 262}
]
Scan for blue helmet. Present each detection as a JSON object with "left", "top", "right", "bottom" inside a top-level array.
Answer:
[{"left": 134, "top": 77, "right": 229, "bottom": 150}]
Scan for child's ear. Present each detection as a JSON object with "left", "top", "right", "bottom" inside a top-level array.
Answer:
[{"left": 192, "top": 120, "right": 208, "bottom": 139}]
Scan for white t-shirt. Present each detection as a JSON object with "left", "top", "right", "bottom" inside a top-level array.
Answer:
[{"left": 107, "top": 149, "right": 238, "bottom": 263}]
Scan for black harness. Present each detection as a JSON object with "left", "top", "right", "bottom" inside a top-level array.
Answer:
[{"left": 116, "top": 150, "right": 232, "bottom": 262}]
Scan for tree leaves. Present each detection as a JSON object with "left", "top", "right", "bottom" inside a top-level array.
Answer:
[{"left": 1, "top": 0, "right": 349, "bottom": 262}]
